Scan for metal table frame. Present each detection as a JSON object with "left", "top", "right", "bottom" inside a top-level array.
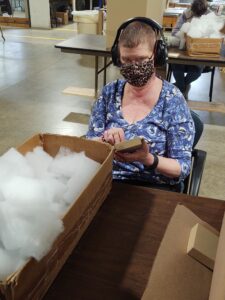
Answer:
[{"left": 55, "top": 34, "right": 225, "bottom": 96}]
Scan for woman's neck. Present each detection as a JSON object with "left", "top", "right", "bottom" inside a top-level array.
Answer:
[{"left": 126, "top": 73, "right": 158, "bottom": 99}]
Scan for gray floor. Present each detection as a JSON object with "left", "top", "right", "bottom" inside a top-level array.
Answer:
[{"left": 0, "top": 24, "right": 225, "bottom": 198}]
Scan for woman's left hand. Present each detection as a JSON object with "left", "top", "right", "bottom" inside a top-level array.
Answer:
[{"left": 115, "top": 139, "right": 153, "bottom": 165}]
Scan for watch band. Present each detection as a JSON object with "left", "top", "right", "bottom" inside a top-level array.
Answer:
[{"left": 145, "top": 153, "right": 159, "bottom": 170}]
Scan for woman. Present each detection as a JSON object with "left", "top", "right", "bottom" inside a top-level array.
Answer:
[
  {"left": 171, "top": 0, "right": 211, "bottom": 98},
  {"left": 86, "top": 18, "right": 195, "bottom": 190}
]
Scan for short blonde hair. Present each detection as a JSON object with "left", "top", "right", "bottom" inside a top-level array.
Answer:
[{"left": 118, "top": 21, "right": 157, "bottom": 51}]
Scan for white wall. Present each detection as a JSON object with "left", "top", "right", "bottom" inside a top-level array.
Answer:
[{"left": 29, "top": 0, "right": 51, "bottom": 29}]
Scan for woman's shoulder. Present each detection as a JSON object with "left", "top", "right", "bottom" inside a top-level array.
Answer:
[
  {"left": 162, "top": 80, "right": 183, "bottom": 97},
  {"left": 161, "top": 80, "right": 187, "bottom": 108},
  {"left": 102, "top": 79, "right": 126, "bottom": 94}
]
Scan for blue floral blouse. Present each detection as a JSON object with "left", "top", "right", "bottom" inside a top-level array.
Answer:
[{"left": 86, "top": 79, "right": 195, "bottom": 185}]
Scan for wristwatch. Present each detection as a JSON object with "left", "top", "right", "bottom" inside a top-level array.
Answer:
[{"left": 144, "top": 153, "right": 159, "bottom": 170}]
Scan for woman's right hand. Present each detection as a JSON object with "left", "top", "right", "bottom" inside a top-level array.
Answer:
[{"left": 103, "top": 128, "right": 125, "bottom": 145}]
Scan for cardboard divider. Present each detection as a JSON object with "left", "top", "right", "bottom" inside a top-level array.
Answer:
[
  {"left": 187, "top": 223, "right": 219, "bottom": 271},
  {"left": 141, "top": 205, "right": 217, "bottom": 300},
  {"left": 0, "top": 134, "right": 114, "bottom": 300}
]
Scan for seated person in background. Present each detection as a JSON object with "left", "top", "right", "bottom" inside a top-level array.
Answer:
[
  {"left": 86, "top": 17, "right": 195, "bottom": 191},
  {"left": 171, "top": 0, "right": 211, "bottom": 98}
]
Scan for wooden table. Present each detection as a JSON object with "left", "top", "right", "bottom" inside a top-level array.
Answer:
[
  {"left": 44, "top": 182, "right": 225, "bottom": 300},
  {"left": 168, "top": 47, "right": 225, "bottom": 67},
  {"left": 55, "top": 34, "right": 225, "bottom": 95}
]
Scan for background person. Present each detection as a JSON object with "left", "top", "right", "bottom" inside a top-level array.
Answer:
[
  {"left": 171, "top": 0, "right": 211, "bottom": 98},
  {"left": 86, "top": 18, "right": 195, "bottom": 191}
]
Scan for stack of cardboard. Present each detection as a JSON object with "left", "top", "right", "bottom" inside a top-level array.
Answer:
[
  {"left": 142, "top": 205, "right": 225, "bottom": 300},
  {"left": 106, "top": 0, "right": 167, "bottom": 48}
]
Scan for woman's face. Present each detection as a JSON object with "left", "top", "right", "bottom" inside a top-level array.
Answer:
[
  {"left": 119, "top": 41, "right": 153, "bottom": 64},
  {"left": 119, "top": 41, "right": 155, "bottom": 87}
]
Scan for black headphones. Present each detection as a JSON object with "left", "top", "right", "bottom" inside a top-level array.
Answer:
[{"left": 111, "top": 17, "right": 168, "bottom": 67}]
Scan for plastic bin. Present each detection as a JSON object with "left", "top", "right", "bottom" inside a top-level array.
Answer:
[{"left": 72, "top": 10, "right": 100, "bottom": 34}]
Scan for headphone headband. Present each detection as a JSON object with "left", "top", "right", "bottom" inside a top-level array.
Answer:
[{"left": 111, "top": 17, "right": 167, "bottom": 67}]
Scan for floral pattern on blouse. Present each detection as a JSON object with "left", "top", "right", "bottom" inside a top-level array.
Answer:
[{"left": 86, "top": 79, "right": 195, "bottom": 185}]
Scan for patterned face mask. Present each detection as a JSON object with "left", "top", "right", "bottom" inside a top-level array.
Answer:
[{"left": 120, "top": 59, "right": 155, "bottom": 87}]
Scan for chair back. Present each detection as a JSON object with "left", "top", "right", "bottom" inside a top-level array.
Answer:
[
  {"left": 183, "top": 111, "right": 206, "bottom": 195},
  {"left": 191, "top": 110, "right": 204, "bottom": 147}
]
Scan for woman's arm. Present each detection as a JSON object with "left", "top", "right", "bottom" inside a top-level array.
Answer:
[
  {"left": 171, "top": 13, "right": 186, "bottom": 37},
  {"left": 115, "top": 140, "right": 182, "bottom": 178},
  {"left": 166, "top": 99, "right": 195, "bottom": 181}
]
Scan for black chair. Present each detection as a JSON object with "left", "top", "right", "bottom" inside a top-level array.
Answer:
[
  {"left": 167, "top": 63, "right": 215, "bottom": 102},
  {"left": 182, "top": 148, "right": 206, "bottom": 196},
  {"left": 182, "top": 111, "right": 206, "bottom": 196}
]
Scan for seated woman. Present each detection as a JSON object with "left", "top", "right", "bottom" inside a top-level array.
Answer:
[
  {"left": 86, "top": 17, "right": 195, "bottom": 191},
  {"left": 171, "top": 0, "right": 211, "bottom": 98}
]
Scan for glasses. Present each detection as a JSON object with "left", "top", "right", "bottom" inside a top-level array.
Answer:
[{"left": 120, "top": 54, "right": 154, "bottom": 65}]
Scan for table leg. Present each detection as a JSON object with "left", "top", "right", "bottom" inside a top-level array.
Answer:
[
  {"left": 0, "top": 26, "right": 5, "bottom": 42},
  {"left": 95, "top": 56, "right": 99, "bottom": 97},
  {"left": 103, "top": 57, "right": 107, "bottom": 86}
]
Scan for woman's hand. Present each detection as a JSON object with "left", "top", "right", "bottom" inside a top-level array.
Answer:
[
  {"left": 115, "top": 139, "right": 153, "bottom": 165},
  {"left": 103, "top": 128, "right": 125, "bottom": 145}
]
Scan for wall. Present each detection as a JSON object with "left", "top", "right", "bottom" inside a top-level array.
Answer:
[{"left": 29, "top": 0, "right": 51, "bottom": 29}]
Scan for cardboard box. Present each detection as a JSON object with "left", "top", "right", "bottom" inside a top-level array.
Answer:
[
  {"left": 56, "top": 12, "right": 69, "bottom": 25},
  {"left": 0, "top": 133, "right": 113, "bottom": 300},
  {"left": 106, "top": 0, "right": 167, "bottom": 48},
  {"left": 73, "top": 10, "right": 103, "bottom": 35},
  {"left": 186, "top": 36, "right": 223, "bottom": 58},
  {"left": 141, "top": 204, "right": 225, "bottom": 300}
]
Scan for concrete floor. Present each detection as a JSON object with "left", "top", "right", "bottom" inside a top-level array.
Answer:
[{"left": 0, "top": 23, "right": 225, "bottom": 198}]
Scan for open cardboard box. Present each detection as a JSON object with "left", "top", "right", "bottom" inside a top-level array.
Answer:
[
  {"left": 141, "top": 204, "right": 225, "bottom": 300},
  {"left": 0, "top": 133, "right": 113, "bottom": 300}
]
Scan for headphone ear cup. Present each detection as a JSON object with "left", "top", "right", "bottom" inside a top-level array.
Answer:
[
  {"left": 111, "top": 44, "right": 120, "bottom": 67},
  {"left": 154, "top": 39, "right": 168, "bottom": 67}
]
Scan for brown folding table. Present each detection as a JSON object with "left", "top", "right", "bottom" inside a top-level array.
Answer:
[{"left": 44, "top": 182, "right": 225, "bottom": 300}]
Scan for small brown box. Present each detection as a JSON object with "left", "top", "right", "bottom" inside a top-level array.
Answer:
[
  {"left": 186, "top": 35, "right": 223, "bottom": 58},
  {"left": 56, "top": 12, "right": 69, "bottom": 25}
]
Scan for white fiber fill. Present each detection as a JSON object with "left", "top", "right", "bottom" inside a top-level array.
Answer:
[{"left": 0, "top": 145, "right": 101, "bottom": 281}]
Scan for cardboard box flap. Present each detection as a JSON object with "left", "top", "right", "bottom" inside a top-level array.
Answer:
[
  {"left": 41, "top": 133, "right": 112, "bottom": 163},
  {"left": 141, "top": 205, "right": 216, "bottom": 300},
  {"left": 209, "top": 213, "right": 225, "bottom": 300}
]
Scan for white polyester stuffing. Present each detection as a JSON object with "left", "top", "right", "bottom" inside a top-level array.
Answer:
[{"left": 0, "top": 146, "right": 100, "bottom": 281}]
